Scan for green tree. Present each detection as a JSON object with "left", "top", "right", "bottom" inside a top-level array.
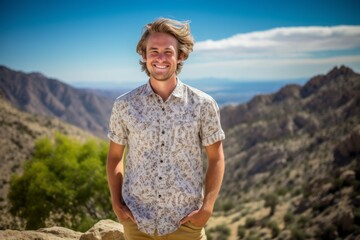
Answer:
[
  {"left": 8, "top": 133, "right": 113, "bottom": 231},
  {"left": 264, "top": 193, "right": 279, "bottom": 216}
]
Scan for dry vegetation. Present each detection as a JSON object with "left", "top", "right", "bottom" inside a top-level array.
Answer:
[{"left": 207, "top": 66, "right": 360, "bottom": 239}]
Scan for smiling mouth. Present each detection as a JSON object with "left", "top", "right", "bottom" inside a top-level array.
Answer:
[{"left": 154, "top": 64, "right": 169, "bottom": 69}]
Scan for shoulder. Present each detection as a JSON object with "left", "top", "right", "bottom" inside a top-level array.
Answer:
[
  {"left": 113, "top": 83, "right": 147, "bottom": 105},
  {"left": 183, "top": 83, "right": 218, "bottom": 107}
]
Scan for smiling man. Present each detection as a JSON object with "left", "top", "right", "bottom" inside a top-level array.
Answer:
[{"left": 107, "top": 18, "right": 225, "bottom": 240}]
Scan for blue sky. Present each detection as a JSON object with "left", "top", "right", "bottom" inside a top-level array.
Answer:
[{"left": 1, "top": 0, "right": 360, "bottom": 88}]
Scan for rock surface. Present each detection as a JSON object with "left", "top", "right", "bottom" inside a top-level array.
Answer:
[
  {"left": 80, "top": 220, "right": 125, "bottom": 240},
  {"left": 0, "top": 220, "right": 124, "bottom": 240}
]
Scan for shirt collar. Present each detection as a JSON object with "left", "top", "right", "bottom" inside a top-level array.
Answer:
[{"left": 144, "top": 79, "right": 184, "bottom": 99}]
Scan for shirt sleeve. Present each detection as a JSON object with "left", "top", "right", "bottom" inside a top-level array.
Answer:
[
  {"left": 107, "top": 99, "right": 128, "bottom": 145},
  {"left": 200, "top": 98, "right": 225, "bottom": 146}
]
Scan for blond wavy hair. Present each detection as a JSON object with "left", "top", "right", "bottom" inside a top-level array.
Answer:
[{"left": 136, "top": 18, "right": 194, "bottom": 76}]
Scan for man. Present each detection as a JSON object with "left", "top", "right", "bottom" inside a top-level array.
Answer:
[{"left": 107, "top": 18, "right": 225, "bottom": 240}]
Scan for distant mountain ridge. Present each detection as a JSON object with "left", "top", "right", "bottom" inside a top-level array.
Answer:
[
  {"left": 0, "top": 65, "right": 114, "bottom": 137},
  {"left": 0, "top": 65, "right": 307, "bottom": 138}
]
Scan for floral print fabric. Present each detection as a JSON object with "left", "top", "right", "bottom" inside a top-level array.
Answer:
[{"left": 108, "top": 80, "right": 225, "bottom": 236}]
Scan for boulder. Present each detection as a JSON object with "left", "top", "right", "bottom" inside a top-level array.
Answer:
[
  {"left": 80, "top": 219, "right": 124, "bottom": 240},
  {"left": 0, "top": 219, "right": 125, "bottom": 240}
]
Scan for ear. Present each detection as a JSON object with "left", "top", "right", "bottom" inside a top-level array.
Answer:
[
  {"left": 178, "top": 52, "right": 184, "bottom": 62},
  {"left": 142, "top": 53, "right": 147, "bottom": 62}
]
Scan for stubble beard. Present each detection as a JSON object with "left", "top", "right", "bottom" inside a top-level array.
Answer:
[{"left": 148, "top": 67, "right": 177, "bottom": 82}]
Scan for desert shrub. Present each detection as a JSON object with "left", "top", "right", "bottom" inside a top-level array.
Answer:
[
  {"left": 214, "top": 199, "right": 235, "bottom": 213},
  {"left": 275, "top": 187, "right": 288, "bottom": 196},
  {"left": 354, "top": 180, "right": 360, "bottom": 194},
  {"left": 283, "top": 212, "right": 294, "bottom": 227},
  {"left": 266, "top": 220, "right": 280, "bottom": 238},
  {"left": 246, "top": 229, "right": 260, "bottom": 240},
  {"left": 206, "top": 230, "right": 213, "bottom": 240},
  {"left": 208, "top": 224, "right": 230, "bottom": 240},
  {"left": 245, "top": 217, "right": 256, "bottom": 228},
  {"left": 354, "top": 207, "right": 360, "bottom": 225},
  {"left": 331, "top": 177, "right": 345, "bottom": 192},
  {"left": 237, "top": 225, "right": 246, "bottom": 239},
  {"left": 352, "top": 224, "right": 360, "bottom": 235},
  {"left": 291, "top": 226, "right": 306, "bottom": 240},
  {"left": 316, "top": 224, "right": 337, "bottom": 240},
  {"left": 297, "top": 215, "right": 310, "bottom": 227},
  {"left": 222, "top": 199, "right": 235, "bottom": 212},
  {"left": 291, "top": 187, "right": 302, "bottom": 197},
  {"left": 301, "top": 183, "right": 311, "bottom": 198}
]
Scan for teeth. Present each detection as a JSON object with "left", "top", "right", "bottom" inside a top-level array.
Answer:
[{"left": 155, "top": 65, "right": 167, "bottom": 69}]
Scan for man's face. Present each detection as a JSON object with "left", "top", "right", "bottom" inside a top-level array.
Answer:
[{"left": 143, "top": 32, "right": 183, "bottom": 82}]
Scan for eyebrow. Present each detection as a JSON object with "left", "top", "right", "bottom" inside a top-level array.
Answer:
[{"left": 148, "top": 47, "right": 175, "bottom": 51}]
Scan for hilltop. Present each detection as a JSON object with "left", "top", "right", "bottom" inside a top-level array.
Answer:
[{"left": 208, "top": 66, "right": 360, "bottom": 239}]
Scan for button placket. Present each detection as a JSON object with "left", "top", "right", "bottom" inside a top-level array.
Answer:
[
  {"left": 159, "top": 103, "right": 167, "bottom": 163},
  {"left": 157, "top": 101, "right": 167, "bottom": 213}
]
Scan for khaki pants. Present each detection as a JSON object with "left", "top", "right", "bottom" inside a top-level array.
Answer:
[{"left": 122, "top": 221, "right": 207, "bottom": 240}]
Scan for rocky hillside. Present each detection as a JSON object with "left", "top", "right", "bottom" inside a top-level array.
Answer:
[
  {"left": 206, "top": 66, "right": 360, "bottom": 239},
  {"left": 0, "top": 65, "right": 114, "bottom": 138},
  {"left": 0, "top": 93, "right": 96, "bottom": 229}
]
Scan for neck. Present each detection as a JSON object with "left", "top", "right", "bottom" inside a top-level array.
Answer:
[{"left": 149, "top": 76, "right": 177, "bottom": 101}]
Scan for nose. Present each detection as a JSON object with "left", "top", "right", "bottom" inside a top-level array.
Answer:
[{"left": 157, "top": 53, "right": 166, "bottom": 61}]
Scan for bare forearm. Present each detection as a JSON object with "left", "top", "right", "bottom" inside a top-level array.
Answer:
[
  {"left": 107, "top": 156, "right": 124, "bottom": 202},
  {"left": 202, "top": 141, "right": 225, "bottom": 213},
  {"left": 202, "top": 158, "right": 224, "bottom": 212},
  {"left": 106, "top": 142, "right": 134, "bottom": 222},
  {"left": 106, "top": 141, "right": 125, "bottom": 203}
]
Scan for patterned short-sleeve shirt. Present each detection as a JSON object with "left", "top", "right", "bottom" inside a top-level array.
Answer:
[{"left": 108, "top": 79, "right": 225, "bottom": 236}]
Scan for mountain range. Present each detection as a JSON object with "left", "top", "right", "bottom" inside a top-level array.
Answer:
[
  {"left": 0, "top": 65, "right": 307, "bottom": 139},
  {"left": 0, "top": 66, "right": 114, "bottom": 138}
]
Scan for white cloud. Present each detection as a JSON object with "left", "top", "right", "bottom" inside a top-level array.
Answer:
[
  {"left": 194, "top": 25, "right": 360, "bottom": 58},
  {"left": 181, "top": 25, "right": 360, "bottom": 80},
  {"left": 182, "top": 55, "right": 360, "bottom": 80}
]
